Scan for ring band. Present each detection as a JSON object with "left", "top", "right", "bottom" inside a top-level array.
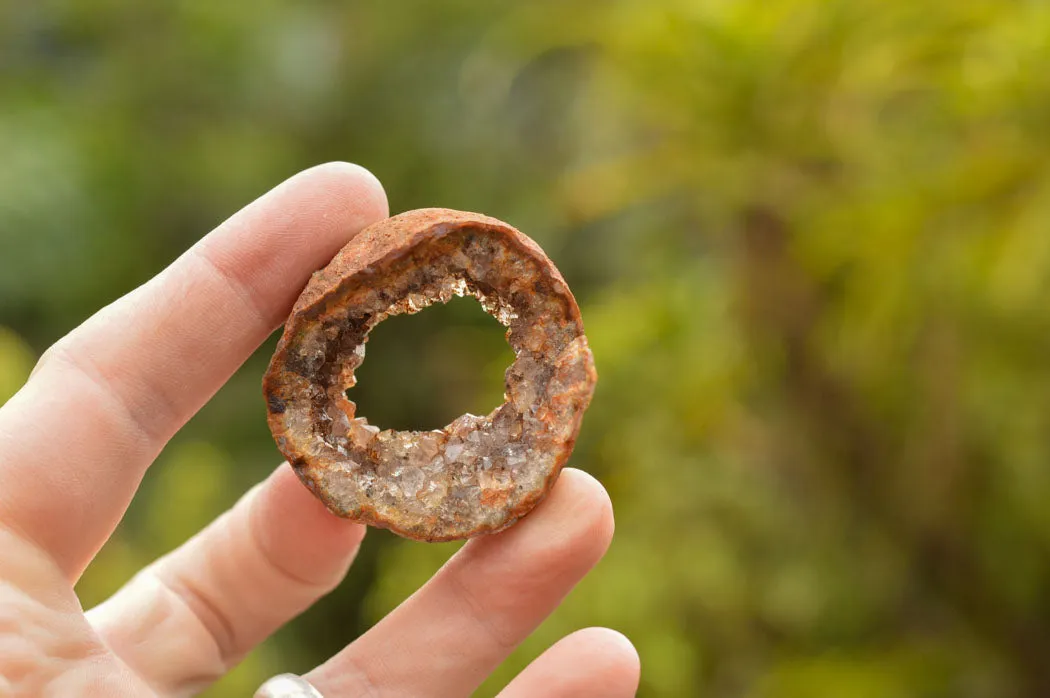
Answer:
[{"left": 254, "top": 673, "right": 325, "bottom": 698}]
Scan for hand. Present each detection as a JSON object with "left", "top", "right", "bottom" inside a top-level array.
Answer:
[{"left": 0, "top": 164, "right": 639, "bottom": 697}]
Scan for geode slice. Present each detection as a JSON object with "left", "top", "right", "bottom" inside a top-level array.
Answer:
[{"left": 263, "top": 208, "right": 597, "bottom": 541}]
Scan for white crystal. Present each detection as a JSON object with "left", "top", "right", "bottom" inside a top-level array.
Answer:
[
  {"left": 296, "top": 326, "right": 327, "bottom": 371},
  {"left": 450, "top": 278, "right": 469, "bottom": 297},
  {"left": 412, "top": 437, "right": 441, "bottom": 465},
  {"left": 406, "top": 292, "right": 429, "bottom": 312},
  {"left": 425, "top": 456, "right": 446, "bottom": 475},
  {"left": 479, "top": 467, "right": 513, "bottom": 489},
  {"left": 327, "top": 403, "right": 352, "bottom": 439},
  {"left": 399, "top": 467, "right": 426, "bottom": 497},
  {"left": 420, "top": 479, "right": 448, "bottom": 507},
  {"left": 503, "top": 444, "right": 527, "bottom": 469},
  {"left": 445, "top": 441, "right": 465, "bottom": 461},
  {"left": 348, "top": 418, "right": 380, "bottom": 446},
  {"left": 448, "top": 412, "right": 484, "bottom": 435}
]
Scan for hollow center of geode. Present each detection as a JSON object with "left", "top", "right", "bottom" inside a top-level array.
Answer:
[
  {"left": 344, "top": 295, "right": 514, "bottom": 431},
  {"left": 324, "top": 273, "right": 522, "bottom": 435}
]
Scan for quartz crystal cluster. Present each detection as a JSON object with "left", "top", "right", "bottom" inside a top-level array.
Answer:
[{"left": 263, "top": 208, "right": 597, "bottom": 541}]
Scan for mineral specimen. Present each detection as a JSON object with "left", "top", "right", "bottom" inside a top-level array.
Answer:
[{"left": 263, "top": 208, "right": 597, "bottom": 541}]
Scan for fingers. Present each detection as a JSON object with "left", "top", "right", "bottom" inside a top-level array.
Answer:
[
  {"left": 86, "top": 465, "right": 365, "bottom": 697},
  {"left": 0, "top": 525, "right": 147, "bottom": 698},
  {"left": 497, "top": 628, "right": 640, "bottom": 698},
  {"left": 0, "top": 162, "right": 387, "bottom": 578},
  {"left": 305, "top": 469, "right": 615, "bottom": 698}
]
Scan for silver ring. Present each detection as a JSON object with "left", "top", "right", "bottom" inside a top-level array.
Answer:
[{"left": 254, "top": 673, "right": 325, "bottom": 698}]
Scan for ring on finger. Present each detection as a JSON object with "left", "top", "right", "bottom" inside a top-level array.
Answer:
[{"left": 254, "top": 673, "right": 325, "bottom": 698}]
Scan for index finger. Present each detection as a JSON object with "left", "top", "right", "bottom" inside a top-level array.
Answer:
[{"left": 0, "top": 162, "right": 388, "bottom": 579}]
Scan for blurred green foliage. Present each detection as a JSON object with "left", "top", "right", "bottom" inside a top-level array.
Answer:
[{"left": 4, "top": 1, "right": 1050, "bottom": 696}]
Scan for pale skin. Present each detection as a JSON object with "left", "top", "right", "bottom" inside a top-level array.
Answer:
[{"left": 0, "top": 163, "right": 640, "bottom": 697}]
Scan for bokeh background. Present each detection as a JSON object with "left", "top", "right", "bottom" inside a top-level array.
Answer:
[{"left": 4, "top": 1, "right": 1050, "bottom": 696}]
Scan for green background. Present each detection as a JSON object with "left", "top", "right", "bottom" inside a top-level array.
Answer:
[{"left": 4, "top": 1, "right": 1050, "bottom": 696}]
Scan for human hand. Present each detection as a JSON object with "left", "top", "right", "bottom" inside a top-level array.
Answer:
[{"left": 0, "top": 164, "right": 639, "bottom": 697}]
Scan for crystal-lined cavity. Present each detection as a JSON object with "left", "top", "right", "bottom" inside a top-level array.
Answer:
[{"left": 263, "top": 209, "right": 596, "bottom": 541}]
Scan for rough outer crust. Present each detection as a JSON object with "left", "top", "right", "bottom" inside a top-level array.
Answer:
[{"left": 263, "top": 208, "right": 597, "bottom": 541}]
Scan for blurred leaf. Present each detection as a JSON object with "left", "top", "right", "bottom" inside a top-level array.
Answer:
[{"left": 0, "top": 326, "right": 34, "bottom": 404}]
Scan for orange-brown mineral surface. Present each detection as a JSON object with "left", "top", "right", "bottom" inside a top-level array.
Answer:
[{"left": 263, "top": 208, "right": 596, "bottom": 541}]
